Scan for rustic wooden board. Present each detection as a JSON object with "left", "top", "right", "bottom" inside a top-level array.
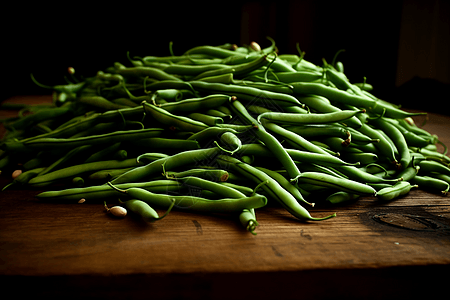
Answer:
[{"left": 1, "top": 96, "right": 449, "bottom": 299}]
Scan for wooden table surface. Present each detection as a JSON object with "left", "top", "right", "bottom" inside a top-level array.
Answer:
[{"left": 1, "top": 96, "right": 449, "bottom": 299}]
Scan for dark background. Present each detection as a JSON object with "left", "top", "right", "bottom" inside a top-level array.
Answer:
[{"left": 2, "top": 0, "right": 449, "bottom": 113}]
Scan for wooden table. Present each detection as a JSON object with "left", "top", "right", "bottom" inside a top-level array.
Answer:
[{"left": 1, "top": 96, "right": 449, "bottom": 299}]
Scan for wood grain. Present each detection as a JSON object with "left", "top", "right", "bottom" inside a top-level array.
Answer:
[{"left": 1, "top": 96, "right": 449, "bottom": 299}]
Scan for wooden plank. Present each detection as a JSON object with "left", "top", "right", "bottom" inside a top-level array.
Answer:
[{"left": 1, "top": 183, "right": 449, "bottom": 276}]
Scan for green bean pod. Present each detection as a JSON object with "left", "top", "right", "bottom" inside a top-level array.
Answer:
[
  {"left": 120, "top": 198, "right": 175, "bottom": 222},
  {"left": 141, "top": 101, "right": 208, "bottom": 132},
  {"left": 160, "top": 94, "right": 231, "bottom": 114},
  {"left": 260, "top": 120, "right": 334, "bottom": 156},
  {"left": 164, "top": 168, "right": 229, "bottom": 182},
  {"left": 410, "top": 175, "right": 449, "bottom": 195},
  {"left": 1, "top": 128, "right": 164, "bottom": 153},
  {"left": 111, "top": 147, "right": 222, "bottom": 185},
  {"left": 238, "top": 143, "right": 357, "bottom": 168},
  {"left": 325, "top": 191, "right": 360, "bottom": 205},
  {"left": 216, "top": 132, "right": 242, "bottom": 155},
  {"left": 87, "top": 167, "right": 135, "bottom": 181},
  {"left": 295, "top": 95, "right": 362, "bottom": 128},
  {"left": 108, "top": 183, "right": 267, "bottom": 213},
  {"left": 27, "top": 158, "right": 144, "bottom": 188},
  {"left": 239, "top": 208, "right": 259, "bottom": 235},
  {"left": 257, "top": 109, "right": 365, "bottom": 126},
  {"left": 4, "top": 103, "right": 75, "bottom": 131},
  {"left": 36, "top": 180, "right": 184, "bottom": 202},
  {"left": 418, "top": 160, "right": 450, "bottom": 176},
  {"left": 187, "top": 112, "right": 224, "bottom": 126},
  {"left": 285, "top": 124, "right": 351, "bottom": 142},
  {"left": 2, "top": 167, "right": 46, "bottom": 191},
  {"left": 189, "top": 81, "right": 303, "bottom": 107},
  {"left": 376, "top": 181, "right": 417, "bottom": 201},
  {"left": 296, "top": 172, "right": 377, "bottom": 196},
  {"left": 174, "top": 176, "right": 246, "bottom": 199}
]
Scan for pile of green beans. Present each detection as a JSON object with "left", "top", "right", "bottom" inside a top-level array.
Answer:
[{"left": 1, "top": 38, "right": 449, "bottom": 235}]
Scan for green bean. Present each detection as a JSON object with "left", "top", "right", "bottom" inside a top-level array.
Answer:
[
  {"left": 191, "top": 54, "right": 272, "bottom": 80},
  {"left": 107, "top": 182, "right": 267, "bottom": 213},
  {"left": 77, "top": 96, "right": 129, "bottom": 110},
  {"left": 260, "top": 119, "right": 333, "bottom": 156},
  {"left": 4, "top": 103, "right": 75, "bottom": 131},
  {"left": 397, "top": 118, "right": 433, "bottom": 138},
  {"left": 285, "top": 124, "right": 351, "bottom": 142},
  {"left": 84, "top": 143, "right": 120, "bottom": 164},
  {"left": 119, "top": 198, "right": 175, "bottom": 222},
  {"left": 296, "top": 171, "right": 377, "bottom": 196},
  {"left": 337, "top": 164, "right": 400, "bottom": 184},
  {"left": 68, "top": 121, "right": 129, "bottom": 138},
  {"left": 30, "top": 73, "right": 86, "bottom": 94},
  {"left": 384, "top": 118, "right": 435, "bottom": 148},
  {"left": 340, "top": 152, "right": 378, "bottom": 165},
  {"left": 376, "top": 181, "right": 417, "bottom": 201},
  {"left": 325, "top": 191, "right": 360, "bottom": 205},
  {"left": 139, "top": 54, "right": 212, "bottom": 64},
  {"left": 296, "top": 163, "right": 349, "bottom": 180},
  {"left": 162, "top": 63, "right": 229, "bottom": 76},
  {"left": 418, "top": 160, "right": 450, "bottom": 176},
  {"left": 186, "top": 127, "right": 240, "bottom": 145},
  {"left": 20, "top": 106, "right": 145, "bottom": 142},
  {"left": 296, "top": 94, "right": 363, "bottom": 128},
  {"left": 187, "top": 112, "right": 224, "bottom": 126},
  {"left": 189, "top": 81, "right": 303, "bottom": 107},
  {"left": 36, "top": 180, "right": 184, "bottom": 202},
  {"left": 204, "top": 108, "right": 233, "bottom": 119},
  {"left": 215, "top": 131, "right": 242, "bottom": 155},
  {"left": 345, "top": 126, "right": 379, "bottom": 144},
  {"left": 111, "top": 147, "right": 222, "bottom": 184},
  {"left": 216, "top": 155, "right": 336, "bottom": 221},
  {"left": 238, "top": 143, "right": 357, "bottom": 167},
  {"left": 141, "top": 101, "right": 208, "bottom": 132},
  {"left": 395, "top": 165, "right": 420, "bottom": 181},
  {"left": 111, "top": 98, "right": 139, "bottom": 107},
  {"left": 1, "top": 128, "right": 164, "bottom": 153},
  {"left": 160, "top": 94, "right": 231, "bottom": 114},
  {"left": 411, "top": 148, "right": 450, "bottom": 166},
  {"left": 40, "top": 144, "right": 93, "bottom": 175},
  {"left": 164, "top": 168, "right": 229, "bottom": 182},
  {"left": 410, "top": 175, "right": 449, "bottom": 195},
  {"left": 27, "top": 158, "right": 144, "bottom": 187},
  {"left": 239, "top": 208, "right": 259, "bottom": 235},
  {"left": 173, "top": 176, "right": 246, "bottom": 199},
  {"left": 2, "top": 167, "right": 46, "bottom": 190},
  {"left": 183, "top": 45, "right": 244, "bottom": 59},
  {"left": 320, "top": 137, "right": 378, "bottom": 154},
  {"left": 258, "top": 109, "right": 365, "bottom": 126},
  {"left": 290, "top": 82, "right": 425, "bottom": 119},
  {"left": 266, "top": 70, "right": 323, "bottom": 83},
  {"left": 87, "top": 167, "right": 135, "bottom": 181}
]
